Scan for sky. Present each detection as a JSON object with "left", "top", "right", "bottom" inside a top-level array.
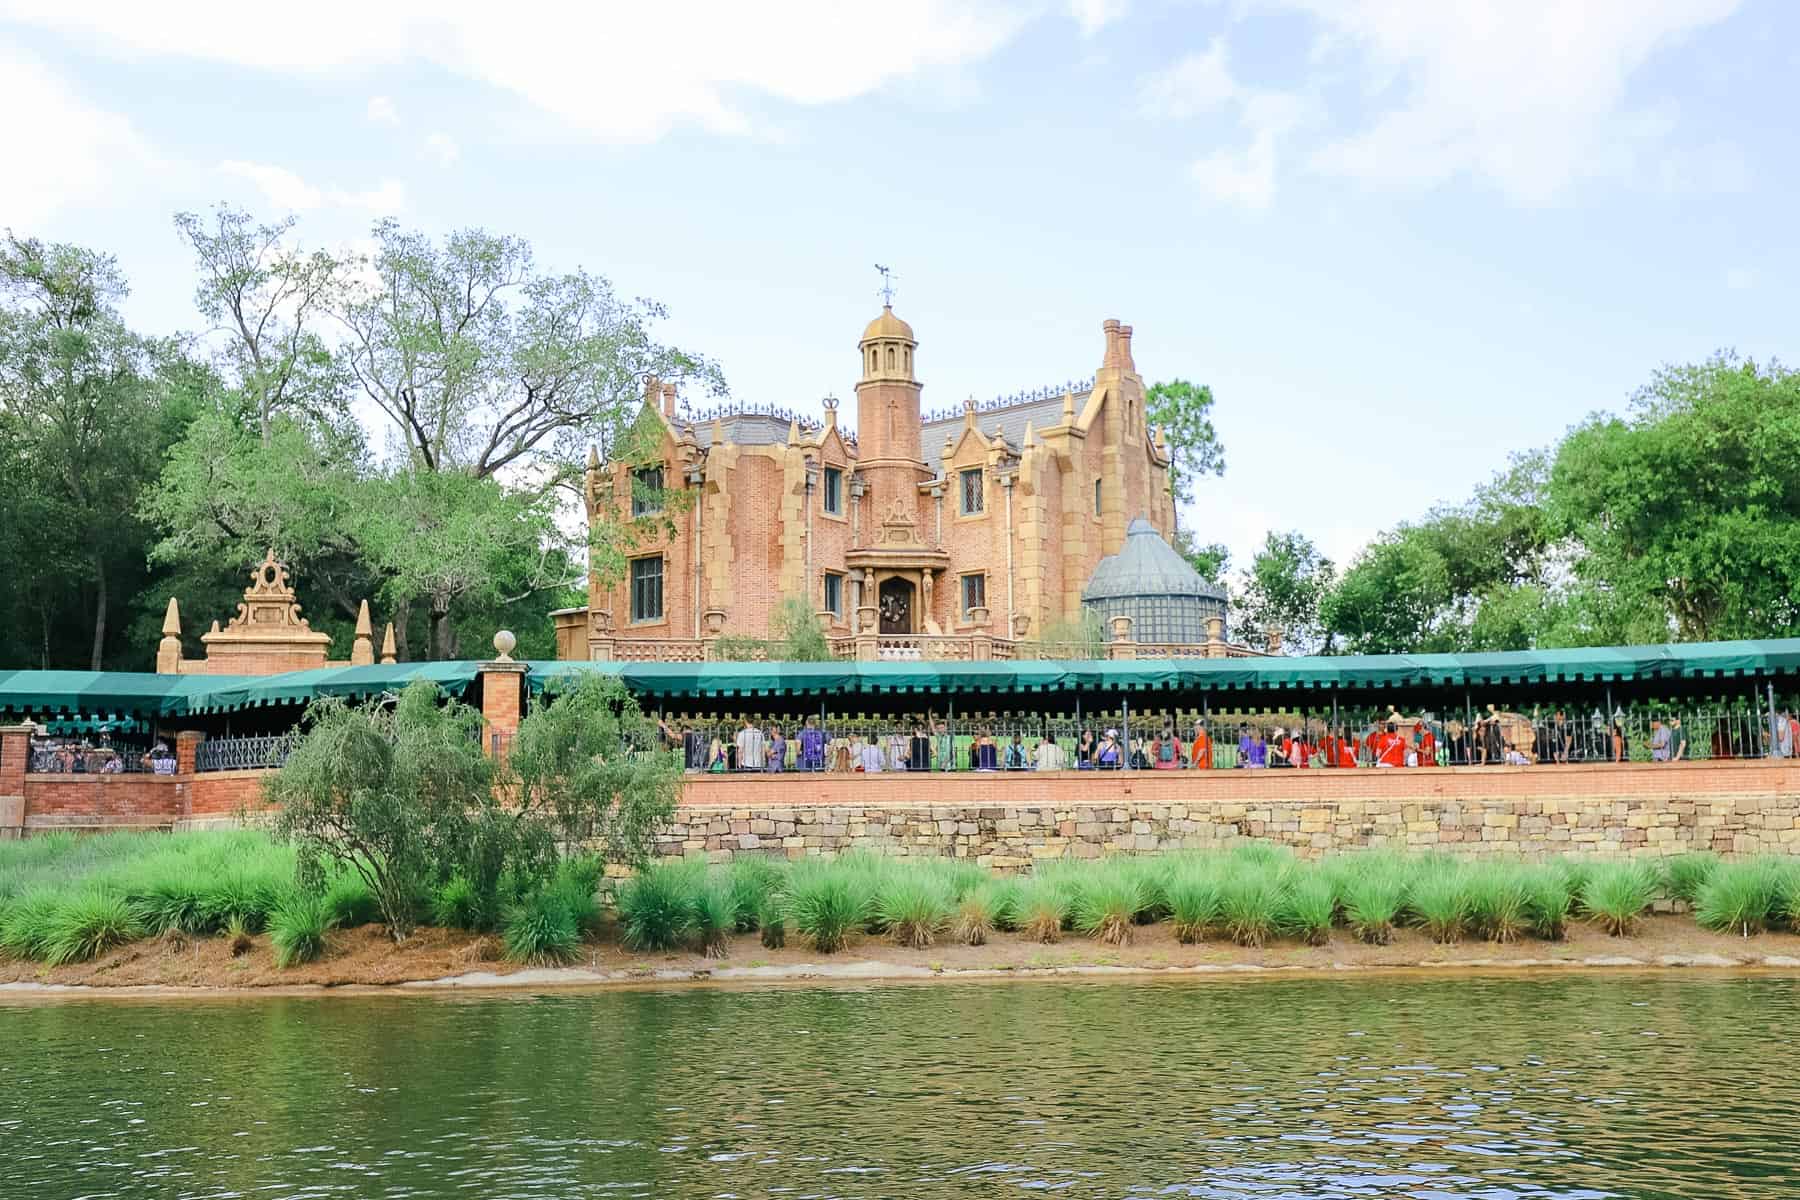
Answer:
[{"left": 3, "top": 0, "right": 1796, "bottom": 577}]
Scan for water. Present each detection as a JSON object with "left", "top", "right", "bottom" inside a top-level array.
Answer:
[{"left": 2, "top": 975, "right": 1795, "bottom": 1199}]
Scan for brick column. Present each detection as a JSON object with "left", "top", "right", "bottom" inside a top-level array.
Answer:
[
  {"left": 480, "top": 662, "right": 530, "bottom": 760},
  {"left": 174, "top": 731, "right": 207, "bottom": 820},
  {"left": 0, "top": 722, "right": 32, "bottom": 839}
]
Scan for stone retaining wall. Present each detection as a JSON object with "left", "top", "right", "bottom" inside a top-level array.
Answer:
[{"left": 657, "top": 761, "right": 1800, "bottom": 866}]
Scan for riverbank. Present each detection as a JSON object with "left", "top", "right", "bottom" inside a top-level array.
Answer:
[{"left": 5, "top": 913, "right": 1799, "bottom": 994}]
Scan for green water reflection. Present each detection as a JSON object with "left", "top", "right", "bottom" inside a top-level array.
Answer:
[{"left": 2, "top": 975, "right": 1796, "bottom": 1198}]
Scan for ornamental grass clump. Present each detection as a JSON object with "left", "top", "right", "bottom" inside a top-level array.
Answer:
[
  {"left": 1409, "top": 869, "right": 1467, "bottom": 945},
  {"left": 1015, "top": 876, "right": 1069, "bottom": 944},
  {"left": 727, "top": 858, "right": 787, "bottom": 932},
  {"left": 981, "top": 877, "right": 1023, "bottom": 932},
  {"left": 1119, "top": 856, "right": 1172, "bottom": 924},
  {"left": 1694, "top": 859, "right": 1785, "bottom": 937},
  {"left": 690, "top": 876, "right": 737, "bottom": 958},
  {"left": 1663, "top": 852, "right": 1721, "bottom": 906},
  {"left": 1522, "top": 866, "right": 1572, "bottom": 940},
  {"left": 757, "top": 893, "right": 787, "bottom": 949},
  {"left": 502, "top": 887, "right": 581, "bottom": 965},
  {"left": 1464, "top": 864, "right": 1531, "bottom": 944},
  {"left": 269, "top": 891, "right": 334, "bottom": 968},
  {"left": 0, "top": 890, "right": 60, "bottom": 960},
  {"left": 1218, "top": 865, "right": 1286, "bottom": 948},
  {"left": 1071, "top": 864, "right": 1145, "bottom": 947},
  {"left": 1340, "top": 864, "right": 1407, "bottom": 946},
  {"left": 617, "top": 862, "right": 700, "bottom": 952},
  {"left": 877, "top": 870, "right": 953, "bottom": 949},
  {"left": 1166, "top": 863, "right": 1222, "bottom": 944},
  {"left": 954, "top": 880, "right": 1016, "bottom": 946},
  {"left": 787, "top": 860, "right": 869, "bottom": 953},
  {"left": 42, "top": 890, "right": 143, "bottom": 966},
  {"left": 431, "top": 874, "right": 485, "bottom": 931},
  {"left": 132, "top": 876, "right": 214, "bottom": 938},
  {"left": 1582, "top": 861, "right": 1656, "bottom": 936},
  {"left": 1281, "top": 873, "right": 1337, "bottom": 947}
]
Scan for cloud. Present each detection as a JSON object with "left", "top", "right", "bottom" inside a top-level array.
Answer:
[
  {"left": 1138, "top": 38, "right": 1236, "bottom": 118},
  {"left": 217, "top": 161, "right": 406, "bottom": 214},
  {"left": 1190, "top": 134, "right": 1278, "bottom": 210},
  {"left": 367, "top": 94, "right": 400, "bottom": 125},
  {"left": 0, "top": 1, "right": 1034, "bottom": 142},
  {"left": 0, "top": 48, "right": 152, "bottom": 229},
  {"left": 1267, "top": 0, "right": 1743, "bottom": 202},
  {"left": 421, "top": 131, "right": 460, "bottom": 167},
  {"left": 1068, "top": 0, "right": 1128, "bottom": 37}
]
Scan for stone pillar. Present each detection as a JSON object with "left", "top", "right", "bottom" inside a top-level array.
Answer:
[
  {"left": 1108, "top": 614, "right": 1138, "bottom": 661},
  {"left": 1205, "top": 615, "right": 1226, "bottom": 659},
  {"left": 480, "top": 662, "right": 529, "bottom": 760},
  {"left": 0, "top": 722, "right": 31, "bottom": 839},
  {"left": 589, "top": 637, "right": 616, "bottom": 661},
  {"left": 855, "top": 634, "right": 880, "bottom": 662}
]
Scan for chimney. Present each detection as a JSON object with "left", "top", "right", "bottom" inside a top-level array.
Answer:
[
  {"left": 1117, "top": 324, "right": 1135, "bottom": 371},
  {"left": 661, "top": 381, "right": 678, "bottom": 420},
  {"left": 643, "top": 375, "right": 660, "bottom": 409},
  {"left": 1102, "top": 318, "right": 1121, "bottom": 368}
]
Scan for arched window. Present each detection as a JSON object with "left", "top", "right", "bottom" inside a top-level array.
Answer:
[
  {"left": 904, "top": 347, "right": 911, "bottom": 372},
  {"left": 886, "top": 346, "right": 896, "bottom": 370}
]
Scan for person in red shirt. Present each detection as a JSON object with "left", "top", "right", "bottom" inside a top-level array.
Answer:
[
  {"left": 1375, "top": 722, "right": 1406, "bottom": 768},
  {"left": 1418, "top": 721, "right": 1438, "bottom": 767}
]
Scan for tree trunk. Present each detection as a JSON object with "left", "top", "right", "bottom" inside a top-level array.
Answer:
[
  {"left": 393, "top": 597, "right": 411, "bottom": 661},
  {"left": 90, "top": 554, "right": 108, "bottom": 671},
  {"left": 430, "top": 597, "right": 452, "bottom": 661}
]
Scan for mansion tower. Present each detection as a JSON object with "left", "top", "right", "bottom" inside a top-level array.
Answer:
[{"left": 567, "top": 307, "right": 1191, "bottom": 658}]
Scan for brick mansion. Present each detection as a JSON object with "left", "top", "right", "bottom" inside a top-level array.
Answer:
[{"left": 563, "top": 305, "right": 1235, "bottom": 661}]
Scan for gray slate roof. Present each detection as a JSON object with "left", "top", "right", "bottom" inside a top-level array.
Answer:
[
  {"left": 1083, "top": 517, "right": 1228, "bottom": 603},
  {"left": 684, "top": 413, "right": 805, "bottom": 450},
  {"left": 921, "top": 392, "right": 1077, "bottom": 473}
]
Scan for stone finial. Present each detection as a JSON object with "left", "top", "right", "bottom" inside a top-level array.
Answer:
[
  {"left": 380, "top": 622, "right": 397, "bottom": 664},
  {"left": 351, "top": 600, "right": 375, "bottom": 665},
  {"left": 492, "top": 629, "right": 517, "bottom": 663},
  {"left": 1061, "top": 389, "right": 1076, "bottom": 424},
  {"left": 156, "top": 597, "right": 183, "bottom": 674},
  {"left": 787, "top": 418, "right": 800, "bottom": 446},
  {"left": 586, "top": 444, "right": 600, "bottom": 471},
  {"left": 1022, "top": 420, "right": 1037, "bottom": 447}
]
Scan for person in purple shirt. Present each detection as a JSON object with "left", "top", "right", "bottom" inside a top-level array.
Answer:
[
  {"left": 766, "top": 725, "right": 786, "bottom": 772},
  {"left": 1245, "top": 730, "right": 1268, "bottom": 768},
  {"left": 797, "top": 716, "right": 826, "bottom": 772}
]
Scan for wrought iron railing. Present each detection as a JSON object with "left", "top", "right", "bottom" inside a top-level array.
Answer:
[
  {"left": 195, "top": 734, "right": 298, "bottom": 773},
  {"left": 25, "top": 744, "right": 160, "bottom": 774}
]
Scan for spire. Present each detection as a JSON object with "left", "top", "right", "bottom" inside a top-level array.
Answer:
[
  {"left": 380, "top": 622, "right": 397, "bottom": 665},
  {"left": 586, "top": 444, "right": 600, "bottom": 471},
  {"left": 156, "top": 598, "right": 183, "bottom": 674},
  {"left": 161, "top": 597, "right": 181, "bottom": 637},
  {"left": 351, "top": 600, "right": 375, "bottom": 666},
  {"left": 1061, "top": 389, "right": 1076, "bottom": 424}
]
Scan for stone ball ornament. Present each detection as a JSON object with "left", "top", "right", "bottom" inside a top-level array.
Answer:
[{"left": 493, "top": 629, "right": 517, "bottom": 662}]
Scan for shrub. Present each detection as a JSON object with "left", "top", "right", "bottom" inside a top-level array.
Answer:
[
  {"left": 1557, "top": 859, "right": 1596, "bottom": 914},
  {"left": 200, "top": 870, "right": 279, "bottom": 934},
  {"left": 551, "top": 857, "right": 604, "bottom": 936},
  {"left": 324, "top": 872, "right": 381, "bottom": 928},
  {"left": 1218, "top": 867, "right": 1285, "bottom": 948},
  {"left": 617, "top": 863, "right": 699, "bottom": 952},
  {"left": 690, "top": 876, "right": 737, "bottom": 958},
  {"left": 877, "top": 870, "right": 953, "bottom": 949},
  {"left": 1663, "top": 852, "right": 1720, "bottom": 905},
  {"left": 1016, "top": 877, "right": 1068, "bottom": 944},
  {"left": 1695, "top": 860, "right": 1784, "bottom": 937},
  {"left": 1582, "top": 861, "right": 1655, "bottom": 936},
  {"left": 788, "top": 861, "right": 868, "bottom": 953},
  {"left": 0, "top": 890, "right": 61, "bottom": 960},
  {"left": 727, "top": 858, "right": 787, "bottom": 932},
  {"left": 1409, "top": 870, "right": 1467, "bottom": 944},
  {"left": 133, "top": 876, "right": 214, "bottom": 938},
  {"left": 269, "top": 892, "right": 335, "bottom": 968},
  {"left": 981, "top": 878, "right": 1023, "bottom": 931},
  {"left": 502, "top": 888, "right": 581, "bottom": 965},
  {"left": 42, "top": 890, "right": 143, "bottom": 966},
  {"left": 1341, "top": 868, "right": 1406, "bottom": 945},
  {"left": 1281, "top": 873, "right": 1336, "bottom": 947},
  {"left": 1522, "top": 866, "right": 1572, "bottom": 940},
  {"left": 1071, "top": 866, "right": 1144, "bottom": 947},
  {"left": 1167, "top": 864, "right": 1222, "bottom": 944},
  {"left": 952, "top": 887, "right": 996, "bottom": 947},
  {"left": 1464, "top": 864, "right": 1530, "bottom": 943},
  {"left": 757, "top": 893, "right": 787, "bottom": 949},
  {"left": 432, "top": 874, "right": 484, "bottom": 930}
]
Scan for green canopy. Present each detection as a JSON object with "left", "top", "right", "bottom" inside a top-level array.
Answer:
[
  {"left": 0, "top": 670, "right": 249, "bottom": 722},
  {"left": 185, "top": 661, "right": 484, "bottom": 714}
]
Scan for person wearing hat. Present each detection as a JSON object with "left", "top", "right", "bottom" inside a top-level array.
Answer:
[{"left": 1097, "top": 728, "right": 1122, "bottom": 769}]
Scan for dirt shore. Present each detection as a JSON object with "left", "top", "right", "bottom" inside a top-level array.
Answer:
[{"left": 3, "top": 914, "right": 1800, "bottom": 997}]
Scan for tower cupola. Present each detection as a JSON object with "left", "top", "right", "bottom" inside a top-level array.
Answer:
[{"left": 860, "top": 305, "right": 916, "bottom": 383}]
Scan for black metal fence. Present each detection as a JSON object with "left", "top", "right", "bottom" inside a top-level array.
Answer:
[
  {"left": 194, "top": 734, "right": 299, "bottom": 773},
  {"left": 24, "top": 740, "right": 160, "bottom": 774}
]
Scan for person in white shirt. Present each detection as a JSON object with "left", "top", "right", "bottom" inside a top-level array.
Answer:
[
  {"left": 859, "top": 738, "right": 886, "bottom": 773},
  {"left": 734, "top": 718, "right": 765, "bottom": 771},
  {"left": 1033, "top": 735, "right": 1067, "bottom": 771}
]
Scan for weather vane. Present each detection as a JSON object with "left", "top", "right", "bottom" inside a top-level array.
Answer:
[{"left": 874, "top": 263, "right": 897, "bottom": 307}]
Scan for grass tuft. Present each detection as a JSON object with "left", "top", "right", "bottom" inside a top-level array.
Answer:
[
  {"left": 877, "top": 870, "right": 953, "bottom": 949},
  {"left": 1694, "top": 859, "right": 1784, "bottom": 937},
  {"left": 690, "top": 876, "right": 737, "bottom": 959},
  {"left": 1071, "top": 865, "right": 1144, "bottom": 947},
  {"left": 787, "top": 860, "right": 870, "bottom": 953},
  {"left": 1218, "top": 866, "right": 1286, "bottom": 948},
  {"left": 269, "top": 891, "right": 334, "bottom": 968},
  {"left": 501, "top": 887, "right": 581, "bottom": 965},
  {"left": 1582, "top": 861, "right": 1656, "bottom": 937},
  {"left": 1016, "top": 876, "right": 1068, "bottom": 944},
  {"left": 1281, "top": 873, "right": 1336, "bottom": 947},
  {"left": 617, "top": 862, "right": 698, "bottom": 952},
  {"left": 43, "top": 890, "right": 143, "bottom": 966},
  {"left": 1341, "top": 866, "right": 1406, "bottom": 946},
  {"left": 727, "top": 858, "right": 787, "bottom": 932},
  {"left": 1663, "top": 852, "right": 1720, "bottom": 905}
]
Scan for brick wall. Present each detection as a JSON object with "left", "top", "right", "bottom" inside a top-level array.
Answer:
[
  {"left": 188, "top": 771, "right": 273, "bottom": 816},
  {"left": 18, "top": 774, "right": 183, "bottom": 831},
  {"left": 659, "top": 760, "right": 1800, "bottom": 866}
]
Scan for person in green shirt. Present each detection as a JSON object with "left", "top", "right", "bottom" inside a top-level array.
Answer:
[{"left": 1669, "top": 716, "right": 1689, "bottom": 762}]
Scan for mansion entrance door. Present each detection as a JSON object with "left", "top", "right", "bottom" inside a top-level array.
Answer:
[{"left": 877, "top": 577, "right": 915, "bottom": 635}]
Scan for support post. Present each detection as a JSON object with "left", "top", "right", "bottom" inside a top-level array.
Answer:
[{"left": 1122, "top": 696, "right": 1132, "bottom": 770}]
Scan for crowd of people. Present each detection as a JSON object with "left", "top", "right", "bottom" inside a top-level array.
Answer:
[
  {"left": 24, "top": 734, "right": 173, "bottom": 775},
  {"left": 655, "top": 704, "right": 1800, "bottom": 774}
]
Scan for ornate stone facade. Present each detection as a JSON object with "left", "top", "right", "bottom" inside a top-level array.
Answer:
[{"left": 572, "top": 309, "right": 1183, "bottom": 659}]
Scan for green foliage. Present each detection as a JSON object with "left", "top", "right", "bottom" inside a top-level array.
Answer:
[
  {"left": 1521, "top": 866, "right": 1573, "bottom": 940},
  {"left": 981, "top": 878, "right": 1024, "bottom": 932},
  {"left": 432, "top": 875, "right": 485, "bottom": 931},
  {"left": 1235, "top": 531, "right": 1335, "bottom": 654},
  {"left": 0, "top": 890, "right": 61, "bottom": 960},
  {"left": 617, "top": 862, "right": 699, "bottom": 952},
  {"left": 508, "top": 672, "right": 684, "bottom": 871},
  {"left": 41, "top": 891, "right": 143, "bottom": 966},
  {"left": 133, "top": 876, "right": 214, "bottom": 938},
  {"left": 269, "top": 682, "right": 500, "bottom": 942},
  {"left": 1463, "top": 864, "right": 1530, "bottom": 944},
  {"left": 268, "top": 891, "right": 334, "bottom": 968},
  {"left": 1663, "top": 852, "right": 1721, "bottom": 905},
  {"left": 1694, "top": 860, "right": 1786, "bottom": 937},
  {"left": 1582, "top": 861, "right": 1656, "bottom": 936},
  {"left": 1340, "top": 861, "right": 1407, "bottom": 945},
  {"left": 1144, "top": 378, "right": 1225, "bottom": 506},
  {"left": 690, "top": 876, "right": 737, "bottom": 958},
  {"left": 758, "top": 892, "right": 788, "bottom": 949},
  {"left": 1218, "top": 866, "right": 1286, "bottom": 948},
  {"left": 1015, "top": 876, "right": 1069, "bottom": 944},
  {"left": 787, "top": 860, "right": 869, "bottom": 953},
  {"left": 876, "top": 870, "right": 953, "bottom": 949},
  {"left": 727, "top": 858, "right": 787, "bottom": 932},
  {"left": 1070, "top": 864, "right": 1144, "bottom": 947},
  {"left": 1281, "top": 873, "right": 1337, "bottom": 946},
  {"left": 1167, "top": 861, "right": 1223, "bottom": 943},
  {"left": 502, "top": 888, "right": 582, "bottom": 965}
]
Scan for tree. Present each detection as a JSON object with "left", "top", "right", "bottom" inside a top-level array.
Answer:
[
  {"left": 1172, "top": 528, "right": 1229, "bottom": 586},
  {"left": 0, "top": 235, "right": 162, "bottom": 668},
  {"left": 713, "top": 596, "right": 835, "bottom": 661},
  {"left": 1145, "top": 378, "right": 1225, "bottom": 506},
  {"left": 174, "top": 206, "right": 342, "bottom": 443},
  {"left": 268, "top": 682, "right": 501, "bottom": 942},
  {"left": 1235, "top": 531, "right": 1334, "bottom": 653},
  {"left": 507, "top": 672, "right": 684, "bottom": 868},
  {"left": 1547, "top": 354, "right": 1800, "bottom": 640}
]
